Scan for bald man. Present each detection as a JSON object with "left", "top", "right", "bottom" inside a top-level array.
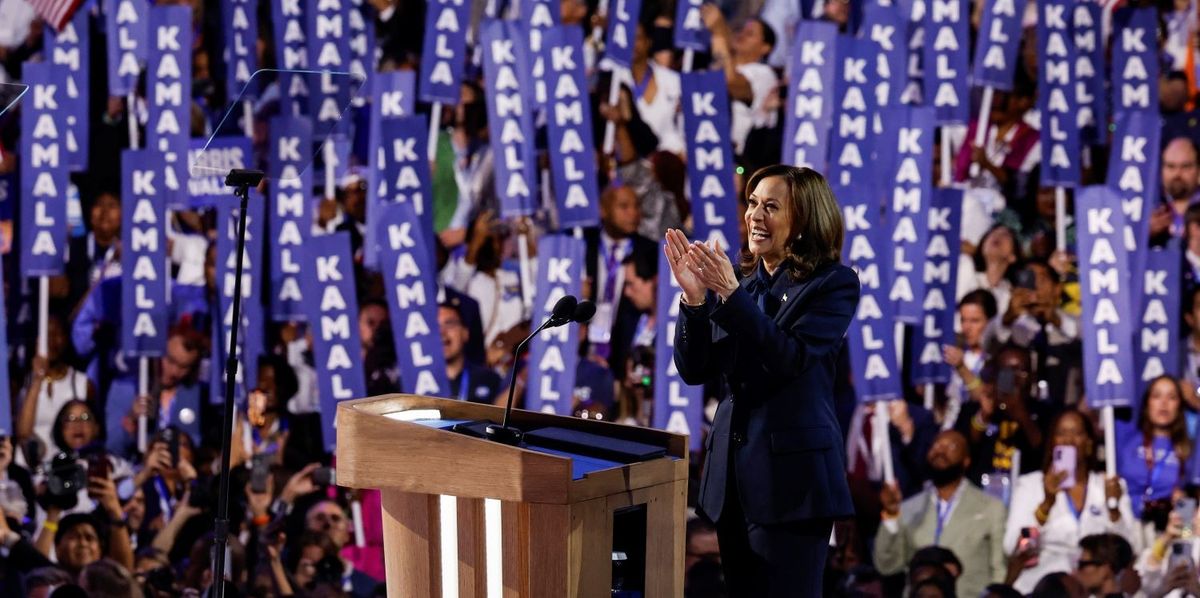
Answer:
[
  {"left": 1150, "top": 137, "right": 1200, "bottom": 240},
  {"left": 875, "top": 430, "right": 1009, "bottom": 598}
]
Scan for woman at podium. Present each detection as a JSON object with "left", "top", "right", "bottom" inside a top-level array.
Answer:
[{"left": 665, "top": 164, "right": 860, "bottom": 596}]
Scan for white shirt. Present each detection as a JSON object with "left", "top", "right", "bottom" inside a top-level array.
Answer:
[
  {"left": 27, "top": 370, "right": 90, "bottom": 452},
  {"left": 441, "top": 256, "right": 529, "bottom": 345},
  {"left": 1003, "top": 471, "right": 1142, "bottom": 594},
  {"left": 730, "top": 62, "right": 779, "bottom": 155},
  {"left": 633, "top": 63, "right": 685, "bottom": 156}
]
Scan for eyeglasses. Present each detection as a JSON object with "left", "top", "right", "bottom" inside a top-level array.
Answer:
[
  {"left": 65, "top": 413, "right": 93, "bottom": 424},
  {"left": 1077, "top": 559, "right": 1103, "bottom": 569}
]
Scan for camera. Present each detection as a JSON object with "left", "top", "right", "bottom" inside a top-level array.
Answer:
[
  {"left": 43, "top": 452, "right": 85, "bottom": 511},
  {"left": 312, "top": 467, "right": 336, "bottom": 487}
]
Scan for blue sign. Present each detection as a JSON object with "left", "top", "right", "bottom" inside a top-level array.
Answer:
[
  {"left": 604, "top": 0, "right": 642, "bottom": 68},
  {"left": 147, "top": 6, "right": 193, "bottom": 210},
  {"left": 120, "top": 149, "right": 168, "bottom": 357},
  {"left": 681, "top": 70, "right": 739, "bottom": 258},
  {"left": 268, "top": 116, "right": 313, "bottom": 321},
  {"left": 1037, "top": 0, "right": 1080, "bottom": 187},
  {"left": 301, "top": 232, "right": 368, "bottom": 450},
  {"left": 222, "top": 0, "right": 258, "bottom": 100},
  {"left": 924, "top": 0, "right": 969, "bottom": 124},
  {"left": 782, "top": 21, "right": 838, "bottom": 169},
  {"left": 44, "top": 10, "right": 90, "bottom": 172},
  {"left": 861, "top": 1, "right": 906, "bottom": 110},
  {"left": 526, "top": 235, "right": 585, "bottom": 414},
  {"left": 307, "top": 0, "right": 352, "bottom": 137},
  {"left": 1136, "top": 245, "right": 1181, "bottom": 398},
  {"left": 1112, "top": 8, "right": 1158, "bottom": 115},
  {"left": 347, "top": 0, "right": 377, "bottom": 103},
  {"left": 1072, "top": 2, "right": 1105, "bottom": 145},
  {"left": 829, "top": 35, "right": 878, "bottom": 193},
  {"left": 520, "top": 0, "right": 559, "bottom": 110},
  {"left": 971, "top": 0, "right": 1026, "bottom": 90},
  {"left": 883, "top": 106, "right": 934, "bottom": 323},
  {"left": 364, "top": 70, "right": 415, "bottom": 269},
  {"left": 418, "top": 0, "right": 472, "bottom": 104},
  {"left": 673, "top": 0, "right": 709, "bottom": 51},
  {"left": 376, "top": 116, "right": 435, "bottom": 265},
  {"left": 188, "top": 137, "right": 253, "bottom": 208},
  {"left": 544, "top": 25, "right": 600, "bottom": 229},
  {"left": 20, "top": 63, "right": 69, "bottom": 277},
  {"left": 911, "top": 188, "right": 962, "bottom": 384},
  {"left": 654, "top": 241, "right": 703, "bottom": 450},
  {"left": 1075, "top": 186, "right": 1135, "bottom": 408},
  {"left": 271, "top": 0, "right": 308, "bottom": 116},
  {"left": 481, "top": 19, "right": 539, "bottom": 217},
  {"left": 105, "top": 0, "right": 149, "bottom": 96},
  {"left": 1107, "top": 110, "right": 1161, "bottom": 309},
  {"left": 840, "top": 182, "right": 901, "bottom": 402},
  {"left": 378, "top": 202, "right": 450, "bottom": 397}
]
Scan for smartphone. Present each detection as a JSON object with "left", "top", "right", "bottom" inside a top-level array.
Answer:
[
  {"left": 161, "top": 428, "right": 179, "bottom": 467},
  {"left": 1052, "top": 445, "right": 1076, "bottom": 490},
  {"left": 1179, "top": 498, "right": 1197, "bottom": 537},
  {"left": 250, "top": 454, "right": 271, "bottom": 494},
  {"left": 312, "top": 466, "right": 336, "bottom": 487},
  {"left": 1016, "top": 268, "right": 1038, "bottom": 290},
  {"left": 997, "top": 368, "right": 1017, "bottom": 396},
  {"left": 1170, "top": 541, "right": 1195, "bottom": 572},
  {"left": 1018, "top": 527, "right": 1040, "bottom": 567},
  {"left": 86, "top": 452, "right": 111, "bottom": 480}
]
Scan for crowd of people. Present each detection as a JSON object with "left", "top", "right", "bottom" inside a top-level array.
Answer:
[{"left": 4, "top": 0, "right": 1200, "bottom": 596}]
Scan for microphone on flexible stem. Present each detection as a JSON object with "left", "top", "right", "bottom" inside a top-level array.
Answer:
[{"left": 486, "top": 296, "right": 593, "bottom": 445}]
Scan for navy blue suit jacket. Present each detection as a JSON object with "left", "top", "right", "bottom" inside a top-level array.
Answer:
[{"left": 675, "top": 262, "right": 860, "bottom": 525}]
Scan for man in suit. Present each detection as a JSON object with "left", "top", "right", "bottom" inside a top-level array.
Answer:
[
  {"left": 875, "top": 430, "right": 1008, "bottom": 598},
  {"left": 584, "top": 184, "right": 657, "bottom": 376},
  {"left": 438, "top": 302, "right": 501, "bottom": 404}
]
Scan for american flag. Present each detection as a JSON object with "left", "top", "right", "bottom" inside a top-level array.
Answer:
[{"left": 23, "top": 0, "right": 84, "bottom": 32}]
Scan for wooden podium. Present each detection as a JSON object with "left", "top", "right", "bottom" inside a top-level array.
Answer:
[{"left": 335, "top": 394, "right": 689, "bottom": 597}]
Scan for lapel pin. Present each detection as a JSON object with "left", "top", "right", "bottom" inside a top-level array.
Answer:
[{"left": 782, "top": 293, "right": 788, "bottom": 303}]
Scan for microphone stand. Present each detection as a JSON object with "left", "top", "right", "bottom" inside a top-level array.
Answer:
[
  {"left": 211, "top": 168, "right": 263, "bottom": 598},
  {"left": 486, "top": 316, "right": 563, "bottom": 446}
]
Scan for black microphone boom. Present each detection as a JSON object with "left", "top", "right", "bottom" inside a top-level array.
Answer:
[{"left": 486, "top": 295, "right": 580, "bottom": 445}]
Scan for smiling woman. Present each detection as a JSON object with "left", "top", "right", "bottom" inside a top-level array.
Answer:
[{"left": 665, "top": 164, "right": 859, "bottom": 597}]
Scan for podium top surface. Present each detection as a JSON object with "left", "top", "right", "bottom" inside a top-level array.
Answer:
[{"left": 334, "top": 394, "right": 689, "bottom": 504}]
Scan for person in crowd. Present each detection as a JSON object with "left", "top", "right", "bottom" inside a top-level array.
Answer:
[
  {"left": 875, "top": 430, "right": 1007, "bottom": 598},
  {"left": 628, "top": 19, "right": 684, "bottom": 156},
  {"left": 441, "top": 210, "right": 529, "bottom": 347},
  {"left": 585, "top": 183, "right": 657, "bottom": 374},
  {"left": 51, "top": 512, "right": 130, "bottom": 577},
  {"left": 439, "top": 302, "right": 501, "bottom": 404},
  {"left": 1117, "top": 376, "right": 1190, "bottom": 524},
  {"left": 62, "top": 189, "right": 121, "bottom": 316},
  {"left": 957, "top": 224, "right": 1021, "bottom": 315},
  {"left": 107, "top": 329, "right": 205, "bottom": 459},
  {"left": 700, "top": 6, "right": 778, "bottom": 156},
  {"left": 434, "top": 239, "right": 486, "bottom": 366},
  {"left": 954, "top": 80, "right": 1040, "bottom": 192},
  {"left": 1182, "top": 285, "right": 1200, "bottom": 413},
  {"left": 1182, "top": 202, "right": 1200, "bottom": 290},
  {"left": 993, "top": 258, "right": 1082, "bottom": 407},
  {"left": 1003, "top": 410, "right": 1140, "bottom": 594},
  {"left": 442, "top": 81, "right": 495, "bottom": 241},
  {"left": 906, "top": 546, "right": 962, "bottom": 596},
  {"left": 0, "top": 501, "right": 53, "bottom": 596},
  {"left": 15, "top": 315, "right": 94, "bottom": 457},
  {"left": 955, "top": 344, "right": 1050, "bottom": 488},
  {"left": 37, "top": 401, "right": 136, "bottom": 521},
  {"left": 1137, "top": 499, "right": 1200, "bottom": 597},
  {"left": 1151, "top": 136, "right": 1200, "bottom": 242},
  {"left": 245, "top": 353, "right": 321, "bottom": 471},
  {"left": 611, "top": 247, "right": 659, "bottom": 367},
  {"left": 669, "top": 164, "right": 859, "bottom": 595},
  {"left": 22, "top": 566, "right": 73, "bottom": 598},
  {"left": 942, "top": 289, "right": 999, "bottom": 429},
  {"left": 79, "top": 558, "right": 144, "bottom": 598},
  {"left": 1073, "top": 533, "right": 1136, "bottom": 598},
  {"left": 300, "top": 497, "right": 379, "bottom": 596},
  {"left": 131, "top": 428, "right": 198, "bottom": 551}
]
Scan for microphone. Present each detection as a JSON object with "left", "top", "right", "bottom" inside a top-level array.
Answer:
[
  {"left": 572, "top": 300, "right": 596, "bottom": 324},
  {"left": 486, "top": 295, "right": 580, "bottom": 445}
]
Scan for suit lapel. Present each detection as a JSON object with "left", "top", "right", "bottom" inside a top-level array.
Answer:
[{"left": 771, "top": 267, "right": 828, "bottom": 324}]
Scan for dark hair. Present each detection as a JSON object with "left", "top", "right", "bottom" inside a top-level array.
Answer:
[
  {"left": 80, "top": 558, "right": 144, "bottom": 598},
  {"left": 740, "top": 165, "right": 844, "bottom": 280},
  {"left": 1186, "top": 201, "right": 1200, "bottom": 231},
  {"left": 24, "top": 566, "right": 74, "bottom": 589},
  {"left": 1079, "top": 533, "right": 1135, "bottom": 572},
  {"left": 1138, "top": 375, "right": 1191, "bottom": 464},
  {"left": 982, "top": 584, "right": 1023, "bottom": 598},
  {"left": 909, "top": 577, "right": 955, "bottom": 598},
  {"left": 258, "top": 353, "right": 300, "bottom": 407},
  {"left": 55, "top": 513, "right": 107, "bottom": 552},
  {"left": 51, "top": 399, "right": 98, "bottom": 452},
  {"left": 1015, "top": 258, "right": 1060, "bottom": 285},
  {"left": 909, "top": 546, "right": 963, "bottom": 577},
  {"left": 749, "top": 17, "right": 778, "bottom": 53},
  {"left": 972, "top": 224, "right": 1020, "bottom": 274},
  {"left": 959, "top": 289, "right": 998, "bottom": 320},
  {"left": 1030, "top": 572, "right": 1076, "bottom": 598},
  {"left": 622, "top": 245, "right": 658, "bottom": 280}
]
